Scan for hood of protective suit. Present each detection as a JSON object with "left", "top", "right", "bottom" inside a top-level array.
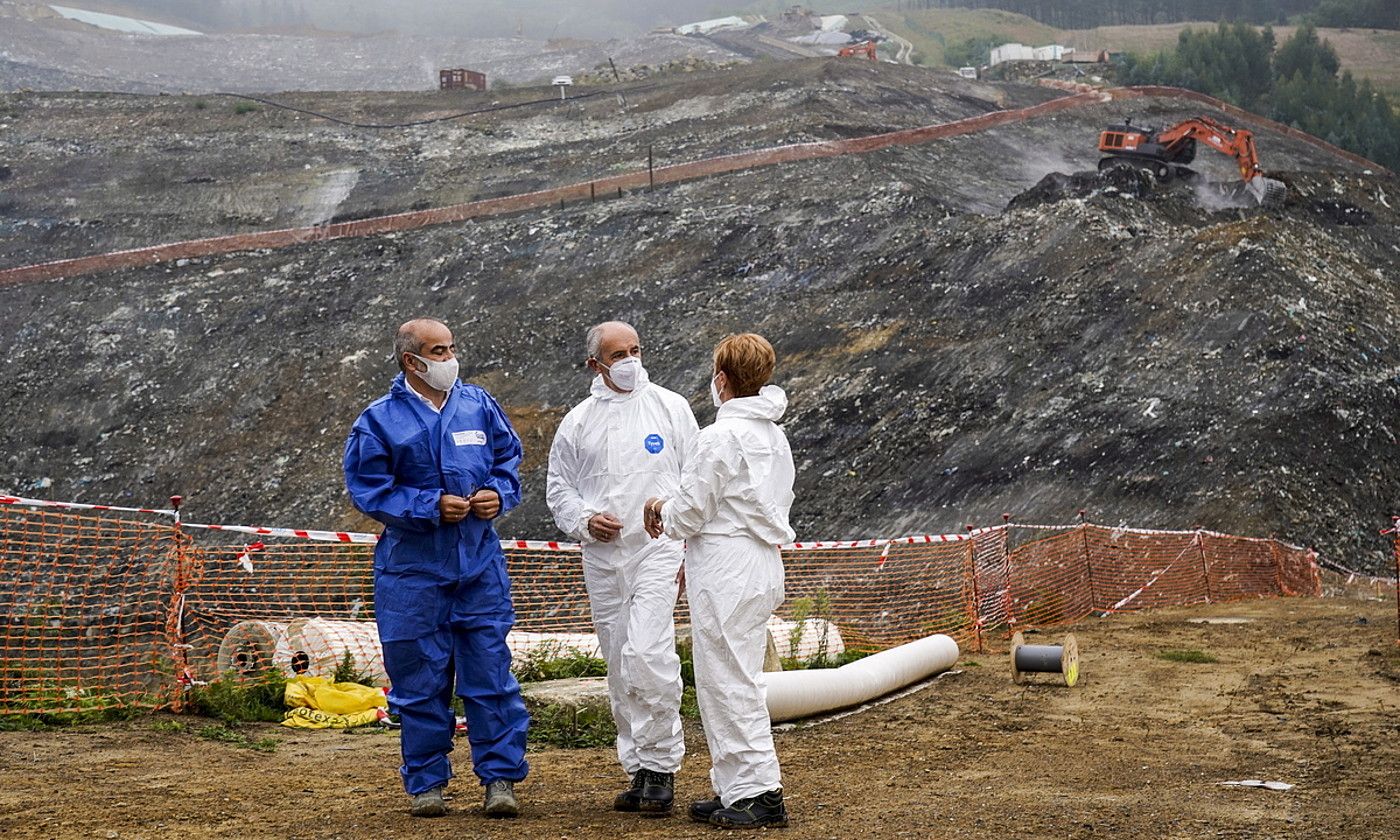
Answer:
[{"left": 717, "top": 384, "right": 787, "bottom": 422}]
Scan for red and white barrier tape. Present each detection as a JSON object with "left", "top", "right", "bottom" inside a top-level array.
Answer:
[
  {"left": 783, "top": 525, "right": 1005, "bottom": 551},
  {"left": 0, "top": 493, "right": 1325, "bottom": 560},
  {"left": 179, "top": 521, "right": 379, "bottom": 544},
  {"left": 0, "top": 494, "right": 177, "bottom": 516}
]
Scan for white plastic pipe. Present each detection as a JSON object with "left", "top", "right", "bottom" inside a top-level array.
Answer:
[{"left": 763, "top": 634, "right": 960, "bottom": 723}]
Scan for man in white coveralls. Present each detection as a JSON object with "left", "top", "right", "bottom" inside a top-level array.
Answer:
[
  {"left": 644, "top": 332, "right": 794, "bottom": 830},
  {"left": 546, "top": 320, "right": 698, "bottom": 815}
]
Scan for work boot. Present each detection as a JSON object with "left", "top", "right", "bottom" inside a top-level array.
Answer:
[
  {"left": 483, "top": 779, "right": 519, "bottom": 818},
  {"left": 688, "top": 796, "right": 723, "bottom": 823},
  {"left": 709, "top": 789, "right": 788, "bottom": 829},
  {"left": 637, "top": 769, "right": 675, "bottom": 815},
  {"left": 409, "top": 786, "right": 447, "bottom": 818},
  {"left": 614, "top": 771, "right": 644, "bottom": 812}
]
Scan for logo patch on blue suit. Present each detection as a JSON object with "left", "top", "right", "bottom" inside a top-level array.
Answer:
[{"left": 644, "top": 434, "right": 664, "bottom": 454}]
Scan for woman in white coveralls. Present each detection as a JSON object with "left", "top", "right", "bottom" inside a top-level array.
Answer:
[{"left": 644, "top": 332, "right": 795, "bottom": 830}]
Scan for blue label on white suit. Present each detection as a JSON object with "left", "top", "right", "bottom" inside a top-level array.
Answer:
[{"left": 644, "top": 434, "right": 664, "bottom": 454}]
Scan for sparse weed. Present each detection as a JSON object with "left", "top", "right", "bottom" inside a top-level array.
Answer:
[
  {"left": 233, "top": 101, "right": 258, "bottom": 115},
  {"left": 189, "top": 669, "right": 287, "bottom": 724},
  {"left": 332, "top": 651, "right": 377, "bottom": 687},
  {"left": 526, "top": 702, "right": 615, "bottom": 749},
  {"left": 197, "top": 723, "right": 278, "bottom": 752},
  {"left": 1157, "top": 648, "right": 1218, "bottom": 664},
  {"left": 512, "top": 643, "right": 607, "bottom": 683},
  {"left": 149, "top": 718, "right": 186, "bottom": 734}
]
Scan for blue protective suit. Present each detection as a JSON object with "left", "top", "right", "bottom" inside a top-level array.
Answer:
[{"left": 343, "top": 373, "right": 530, "bottom": 795}]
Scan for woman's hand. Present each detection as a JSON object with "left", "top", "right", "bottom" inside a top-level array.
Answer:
[{"left": 643, "top": 497, "right": 666, "bottom": 539}]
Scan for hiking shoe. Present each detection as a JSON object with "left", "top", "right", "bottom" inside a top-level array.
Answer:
[
  {"left": 637, "top": 769, "right": 675, "bottom": 815},
  {"left": 688, "top": 796, "right": 723, "bottom": 823},
  {"left": 614, "top": 771, "right": 644, "bottom": 812},
  {"left": 483, "top": 779, "right": 519, "bottom": 818},
  {"left": 409, "top": 786, "right": 447, "bottom": 818},
  {"left": 709, "top": 789, "right": 788, "bottom": 829}
]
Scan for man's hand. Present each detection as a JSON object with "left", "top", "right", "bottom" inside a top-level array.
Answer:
[
  {"left": 439, "top": 494, "right": 471, "bottom": 524},
  {"left": 643, "top": 497, "right": 666, "bottom": 539},
  {"left": 587, "top": 513, "right": 623, "bottom": 543},
  {"left": 468, "top": 488, "right": 502, "bottom": 520}
]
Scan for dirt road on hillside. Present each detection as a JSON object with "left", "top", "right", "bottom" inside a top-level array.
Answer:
[{"left": 1, "top": 595, "right": 1395, "bottom": 839}]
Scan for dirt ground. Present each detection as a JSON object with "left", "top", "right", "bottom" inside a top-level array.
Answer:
[{"left": 1, "top": 594, "right": 1396, "bottom": 840}]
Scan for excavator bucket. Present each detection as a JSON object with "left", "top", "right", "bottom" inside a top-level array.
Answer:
[{"left": 1247, "top": 176, "right": 1287, "bottom": 207}]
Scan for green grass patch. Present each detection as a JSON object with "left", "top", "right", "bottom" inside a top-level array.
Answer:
[
  {"left": 1157, "top": 648, "right": 1219, "bottom": 664},
  {"left": 0, "top": 672, "right": 145, "bottom": 729},
  {"left": 513, "top": 644, "right": 607, "bottom": 683},
  {"left": 189, "top": 669, "right": 287, "bottom": 724},
  {"left": 197, "top": 723, "right": 279, "bottom": 752},
  {"left": 232, "top": 101, "right": 258, "bottom": 115},
  {"left": 149, "top": 718, "right": 186, "bottom": 734}
]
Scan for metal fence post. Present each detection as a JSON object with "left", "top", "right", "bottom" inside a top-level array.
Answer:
[
  {"left": 1196, "top": 530, "right": 1213, "bottom": 603},
  {"left": 965, "top": 533, "right": 984, "bottom": 653}
]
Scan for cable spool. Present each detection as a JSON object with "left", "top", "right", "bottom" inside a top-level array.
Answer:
[
  {"left": 1010, "top": 631, "right": 1080, "bottom": 687},
  {"left": 216, "top": 620, "right": 292, "bottom": 676},
  {"left": 285, "top": 618, "right": 388, "bottom": 686}
]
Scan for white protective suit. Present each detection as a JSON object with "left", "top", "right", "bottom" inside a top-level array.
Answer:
[
  {"left": 546, "top": 370, "right": 698, "bottom": 775},
  {"left": 659, "top": 384, "right": 796, "bottom": 806}
]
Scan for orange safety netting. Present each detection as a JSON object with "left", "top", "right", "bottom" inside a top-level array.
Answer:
[
  {"left": 0, "top": 504, "right": 1327, "bottom": 717},
  {"left": 0, "top": 507, "right": 188, "bottom": 717}
]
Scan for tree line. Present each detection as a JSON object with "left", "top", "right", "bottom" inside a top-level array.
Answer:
[
  {"left": 1121, "top": 23, "right": 1400, "bottom": 169},
  {"left": 897, "top": 1, "right": 1396, "bottom": 29}
]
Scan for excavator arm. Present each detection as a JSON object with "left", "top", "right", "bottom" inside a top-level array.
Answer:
[{"left": 1155, "top": 117, "right": 1263, "bottom": 182}]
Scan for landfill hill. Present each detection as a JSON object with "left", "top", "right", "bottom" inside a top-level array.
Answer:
[{"left": 0, "top": 58, "right": 1396, "bottom": 571}]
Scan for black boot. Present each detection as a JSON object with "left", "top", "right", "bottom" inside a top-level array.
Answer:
[
  {"left": 637, "top": 769, "right": 675, "bottom": 815},
  {"left": 688, "top": 796, "right": 723, "bottom": 823},
  {"left": 709, "top": 789, "right": 788, "bottom": 829},
  {"left": 613, "top": 771, "right": 644, "bottom": 812}
]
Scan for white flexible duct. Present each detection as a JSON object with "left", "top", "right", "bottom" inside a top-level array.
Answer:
[{"left": 763, "top": 634, "right": 960, "bottom": 723}]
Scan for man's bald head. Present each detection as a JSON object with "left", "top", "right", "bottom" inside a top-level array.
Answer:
[
  {"left": 394, "top": 318, "right": 454, "bottom": 371},
  {"left": 585, "top": 321, "right": 638, "bottom": 362}
]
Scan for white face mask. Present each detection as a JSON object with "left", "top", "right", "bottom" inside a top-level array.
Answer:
[
  {"left": 410, "top": 353, "right": 459, "bottom": 392},
  {"left": 599, "top": 356, "right": 645, "bottom": 392},
  {"left": 710, "top": 374, "right": 723, "bottom": 407}
]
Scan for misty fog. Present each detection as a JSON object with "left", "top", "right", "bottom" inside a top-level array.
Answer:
[{"left": 91, "top": 1, "right": 864, "bottom": 40}]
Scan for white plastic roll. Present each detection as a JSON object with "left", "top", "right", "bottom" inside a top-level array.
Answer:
[
  {"left": 216, "top": 620, "right": 292, "bottom": 676},
  {"left": 763, "top": 634, "right": 959, "bottom": 723},
  {"left": 766, "top": 616, "right": 846, "bottom": 661},
  {"left": 285, "top": 618, "right": 388, "bottom": 685}
]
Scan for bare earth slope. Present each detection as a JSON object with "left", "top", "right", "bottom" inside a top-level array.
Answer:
[{"left": 0, "top": 60, "right": 1396, "bottom": 570}]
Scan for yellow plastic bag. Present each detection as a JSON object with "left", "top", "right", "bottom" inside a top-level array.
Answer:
[
  {"left": 282, "top": 706, "right": 384, "bottom": 730},
  {"left": 281, "top": 675, "right": 387, "bottom": 729}
]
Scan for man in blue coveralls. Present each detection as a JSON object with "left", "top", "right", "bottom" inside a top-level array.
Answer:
[{"left": 343, "top": 317, "right": 530, "bottom": 819}]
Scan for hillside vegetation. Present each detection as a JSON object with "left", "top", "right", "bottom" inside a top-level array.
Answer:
[{"left": 882, "top": 7, "right": 1400, "bottom": 97}]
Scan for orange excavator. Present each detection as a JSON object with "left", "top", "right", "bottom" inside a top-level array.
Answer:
[
  {"left": 1097, "top": 116, "right": 1287, "bottom": 205},
  {"left": 838, "top": 40, "right": 879, "bottom": 61}
]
